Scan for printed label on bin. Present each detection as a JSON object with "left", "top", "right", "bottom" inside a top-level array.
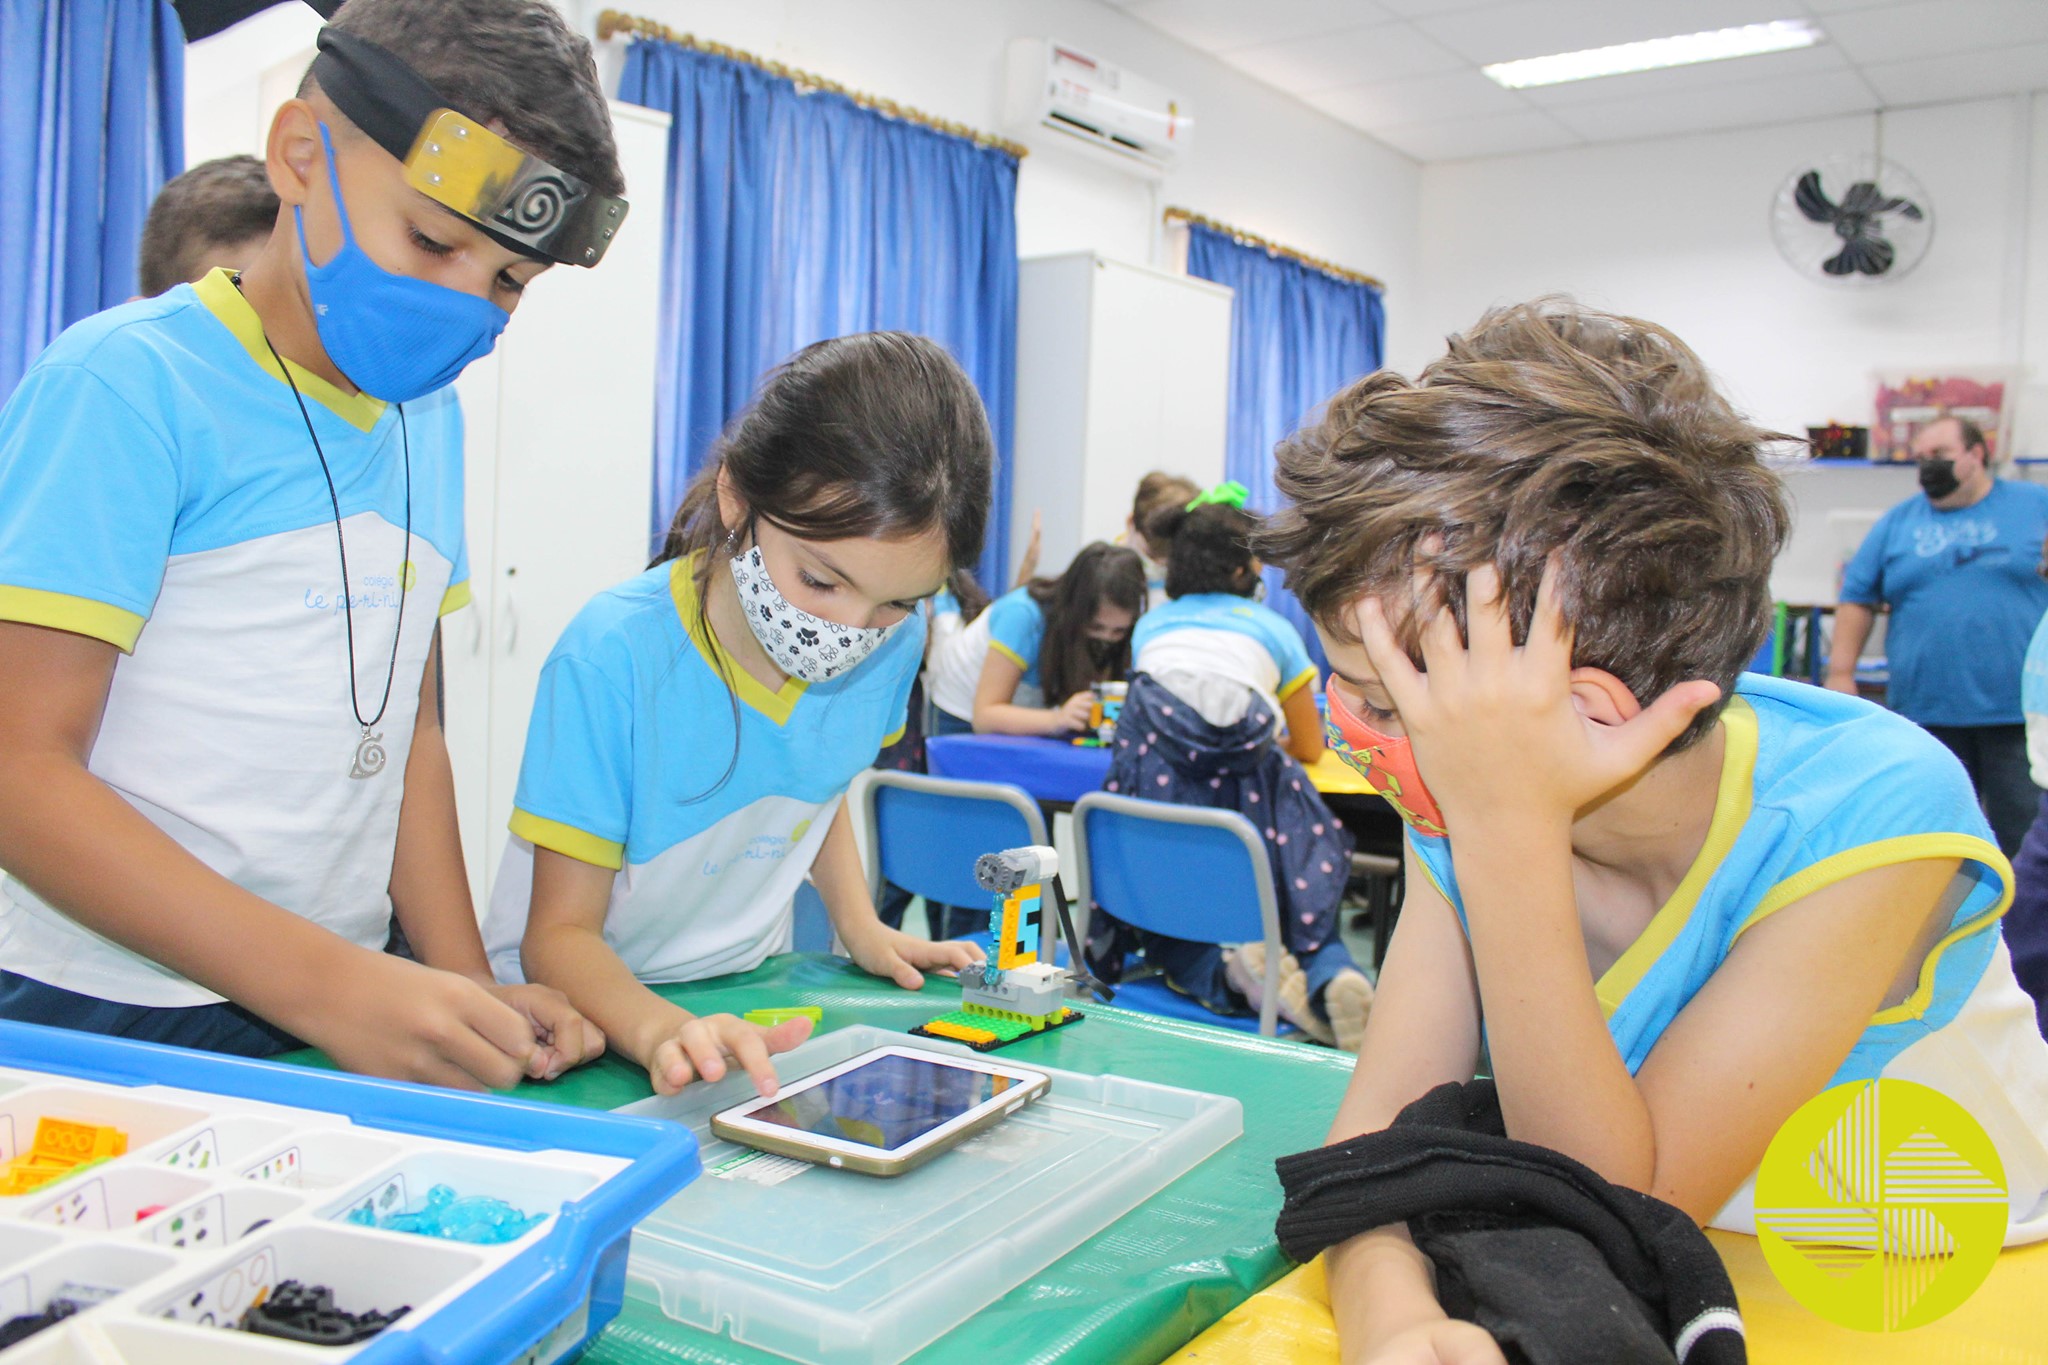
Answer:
[
  {"left": 706, "top": 1149, "right": 811, "bottom": 1187},
  {"left": 243, "top": 1148, "right": 301, "bottom": 1184},
  {"left": 160, "top": 1128, "right": 221, "bottom": 1172}
]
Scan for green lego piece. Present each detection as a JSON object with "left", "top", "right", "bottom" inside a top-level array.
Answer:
[
  {"left": 925, "top": 1009, "right": 1034, "bottom": 1041},
  {"left": 742, "top": 1006, "right": 824, "bottom": 1027},
  {"left": 910, "top": 1007, "right": 1084, "bottom": 1052}
]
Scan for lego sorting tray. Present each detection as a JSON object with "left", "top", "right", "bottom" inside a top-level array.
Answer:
[
  {"left": 618, "top": 1025, "right": 1243, "bottom": 1365},
  {"left": 0, "top": 1021, "right": 699, "bottom": 1364}
]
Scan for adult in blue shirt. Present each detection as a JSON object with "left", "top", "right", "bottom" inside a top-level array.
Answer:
[{"left": 1829, "top": 415, "right": 2048, "bottom": 852}]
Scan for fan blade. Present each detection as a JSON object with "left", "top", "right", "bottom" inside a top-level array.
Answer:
[
  {"left": 1794, "top": 170, "right": 1838, "bottom": 224},
  {"left": 1898, "top": 201, "right": 1925, "bottom": 220},
  {"left": 1827, "top": 234, "right": 1895, "bottom": 276},
  {"left": 1841, "top": 182, "right": 1885, "bottom": 215}
]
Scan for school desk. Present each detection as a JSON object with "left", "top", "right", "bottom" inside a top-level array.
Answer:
[
  {"left": 925, "top": 733, "right": 1375, "bottom": 807},
  {"left": 1162, "top": 1226, "right": 2048, "bottom": 1364},
  {"left": 282, "top": 951, "right": 1356, "bottom": 1365}
]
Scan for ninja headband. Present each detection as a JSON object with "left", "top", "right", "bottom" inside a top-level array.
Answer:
[{"left": 309, "top": 28, "right": 628, "bottom": 267}]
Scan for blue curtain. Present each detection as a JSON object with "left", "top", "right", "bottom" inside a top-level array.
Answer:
[
  {"left": 0, "top": 0, "right": 185, "bottom": 405},
  {"left": 1185, "top": 223, "right": 1385, "bottom": 670},
  {"left": 618, "top": 39, "right": 1019, "bottom": 590}
]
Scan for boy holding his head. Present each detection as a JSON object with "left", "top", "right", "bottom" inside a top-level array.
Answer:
[
  {"left": 1264, "top": 301, "right": 2048, "bottom": 1362},
  {"left": 0, "top": 0, "right": 627, "bottom": 1087}
]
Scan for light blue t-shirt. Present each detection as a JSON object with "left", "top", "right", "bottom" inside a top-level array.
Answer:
[
  {"left": 1407, "top": 673, "right": 2048, "bottom": 1240},
  {"left": 1133, "top": 592, "right": 1317, "bottom": 728},
  {"left": 483, "top": 558, "right": 923, "bottom": 984},
  {"left": 0, "top": 269, "right": 468, "bottom": 1006},
  {"left": 985, "top": 586, "right": 1046, "bottom": 689},
  {"left": 1840, "top": 480, "right": 2048, "bottom": 726}
]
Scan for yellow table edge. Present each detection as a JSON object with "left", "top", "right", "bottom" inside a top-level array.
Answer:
[{"left": 1165, "top": 1233, "right": 2048, "bottom": 1364}]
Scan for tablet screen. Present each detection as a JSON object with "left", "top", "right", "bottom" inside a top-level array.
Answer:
[{"left": 743, "top": 1053, "right": 1022, "bottom": 1152}]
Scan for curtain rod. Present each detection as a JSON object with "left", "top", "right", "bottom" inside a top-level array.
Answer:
[
  {"left": 1163, "top": 207, "right": 1385, "bottom": 292},
  {"left": 595, "top": 9, "right": 1029, "bottom": 161}
]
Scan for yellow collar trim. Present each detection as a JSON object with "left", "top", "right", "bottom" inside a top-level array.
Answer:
[
  {"left": 1594, "top": 696, "right": 1758, "bottom": 1017},
  {"left": 192, "top": 269, "right": 386, "bottom": 433},
  {"left": 669, "top": 557, "right": 807, "bottom": 726}
]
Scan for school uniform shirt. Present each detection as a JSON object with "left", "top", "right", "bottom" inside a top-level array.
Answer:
[
  {"left": 482, "top": 557, "right": 922, "bottom": 984},
  {"left": 0, "top": 269, "right": 467, "bottom": 1006},
  {"left": 1840, "top": 479, "right": 2048, "bottom": 727},
  {"left": 984, "top": 587, "right": 1050, "bottom": 702},
  {"left": 927, "top": 586, "right": 1046, "bottom": 721},
  {"left": 1407, "top": 673, "right": 2048, "bottom": 1243},
  {"left": 2021, "top": 612, "right": 2048, "bottom": 788},
  {"left": 923, "top": 588, "right": 983, "bottom": 724},
  {"left": 1132, "top": 592, "right": 1318, "bottom": 732}
]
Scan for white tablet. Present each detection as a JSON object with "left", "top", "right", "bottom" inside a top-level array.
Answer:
[{"left": 709, "top": 1045, "right": 1051, "bottom": 1177}]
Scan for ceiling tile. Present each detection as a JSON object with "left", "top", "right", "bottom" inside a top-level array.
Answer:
[
  {"left": 1118, "top": 0, "right": 1391, "bottom": 54},
  {"left": 1817, "top": 0, "right": 2048, "bottom": 65},
  {"left": 1225, "top": 21, "right": 1469, "bottom": 92},
  {"left": 1306, "top": 69, "right": 1530, "bottom": 127},
  {"left": 1858, "top": 39, "right": 2048, "bottom": 104},
  {"left": 1549, "top": 67, "right": 1876, "bottom": 142},
  {"left": 1372, "top": 0, "right": 1505, "bottom": 15},
  {"left": 1368, "top": 108, "right": 1580, "bottom": 159},
  {"left": 1414, "top": 0, "right": 1801, "bottom": 66},
  {"left": 1515, "top": 40, "right": 1853, "bottom": 108}
]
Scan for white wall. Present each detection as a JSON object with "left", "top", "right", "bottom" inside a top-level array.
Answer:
[
  {"left": 182, "top": 2, "right": 324, "bottom": 163},
  {"left": 572, "top": 0, "right": 1422, "bottom": 360},
  {"left": 1412, "top": 93, "right": 2048, "bottom": 603}
]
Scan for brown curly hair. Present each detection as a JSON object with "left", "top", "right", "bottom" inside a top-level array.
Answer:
[{"left": 1259, "top": 298, "right": 1793, "bottom": 751}]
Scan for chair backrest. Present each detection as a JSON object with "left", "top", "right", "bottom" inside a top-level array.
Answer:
[
  {"left": 855, "top": 771, "right": 1049, "bottom": 910},
  {"left": 1070, "top": 792, "right": 1281, "bottom": 950}
]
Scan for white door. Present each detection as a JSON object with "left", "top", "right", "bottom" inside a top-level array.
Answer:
[{"left": 448, "top": 101, "right": 670, "bottom": 913}]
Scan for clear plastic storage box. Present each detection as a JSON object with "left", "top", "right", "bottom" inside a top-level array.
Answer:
[{"left": 620, "top": 1025, "right": 1243, "bottom": 1365}]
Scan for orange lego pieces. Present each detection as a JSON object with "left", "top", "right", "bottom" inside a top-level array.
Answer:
[{"left": 920, "top": 1020, "right": 999, "bottom": 1046}]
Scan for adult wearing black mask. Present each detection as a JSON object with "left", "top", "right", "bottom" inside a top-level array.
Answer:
[{"left": 1829, "top": 416, "right": 2048, "bottom": 852}]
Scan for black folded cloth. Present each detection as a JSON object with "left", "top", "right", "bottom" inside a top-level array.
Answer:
[{"left": 1276, "top": 1080, "right": 1745, "bottom": 1365}]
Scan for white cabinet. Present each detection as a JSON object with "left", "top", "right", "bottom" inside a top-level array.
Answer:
[
  {"left": 1011, "top": 253, "right": 1233, "bottom": 574},
  {"left": 443, "top": 101, "right": 669, "bottom": 912}
]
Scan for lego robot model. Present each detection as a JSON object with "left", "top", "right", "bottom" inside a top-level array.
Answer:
[{"left": 911, "top": 845, "right": 1112, "bottom": 1052}]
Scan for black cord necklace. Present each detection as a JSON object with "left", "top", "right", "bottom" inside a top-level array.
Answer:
[{"left": 235, "top": 274, "right": 412, "bottom": 779}]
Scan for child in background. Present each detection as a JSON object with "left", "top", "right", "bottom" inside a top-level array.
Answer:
[
  {"left": 1264, "top": 300, "right": 2048, "bottom": 1363},
  {"left": 489, "top": 333, "right": 990, "bottom": 1097},
  {"left": 873, "top": 567, "right": 995, "bottom": 941},
  {"left": 1123, "top": 472, "right": 1200, "bottom": 611},
  {"left": 2004, "top": 601, "right": 2048, "bottom": 1035},
  {"left": 969, "top": 543, "right": 1147, "bottom": 737},
  {"left": 1089, "top": 494, "right": 1374, "bottom": 1050},
  {"left": 137, "top": 156, "right": 280, "bottom": 297},
  {"left": 0, "top": 0, "right": 613, "bottom": 1087}
]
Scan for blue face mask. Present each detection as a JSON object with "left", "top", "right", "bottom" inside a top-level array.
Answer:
[{"left": 295, "top": 123, "right": 511, "bottom": 402}]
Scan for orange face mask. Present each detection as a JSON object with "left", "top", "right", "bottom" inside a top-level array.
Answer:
[{"left": 1324, "top": 682, "right": 1448, "bottom": 838}]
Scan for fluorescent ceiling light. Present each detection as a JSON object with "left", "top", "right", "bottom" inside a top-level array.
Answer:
[{"left": 1483, "top": 20, "right": 1823, "bottom": 89}]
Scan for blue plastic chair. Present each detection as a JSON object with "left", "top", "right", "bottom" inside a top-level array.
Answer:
[
  {"left": 855, "top": 771, "right": 1050, "bottom": 945},
  {"left": 1070, "top": 792, "right": 1286, "bottom": 1036}
]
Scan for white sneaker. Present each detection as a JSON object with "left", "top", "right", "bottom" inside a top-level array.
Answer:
[
  {"left": 1321, "top": 967, "right": 1375, "bottom": 1053},
  {"left": 1226, "top": 942, "right": 1330, "bottom": 1043}
]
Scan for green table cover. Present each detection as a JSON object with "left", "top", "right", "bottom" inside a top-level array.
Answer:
[{"left": 285, "top": 954, "right": 1353, "bottom": 1364}]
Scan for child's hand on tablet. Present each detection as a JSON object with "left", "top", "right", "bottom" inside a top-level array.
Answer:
[{"left": 646, "top": 1011, "right": 814, "bottom": 1097}]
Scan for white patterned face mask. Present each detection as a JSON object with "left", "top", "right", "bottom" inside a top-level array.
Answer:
[{"left": 727, "top": 543, "right": 898, "bottom": 682}]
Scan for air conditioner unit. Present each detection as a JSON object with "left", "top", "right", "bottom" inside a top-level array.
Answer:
[{"left": 1004, "top": 39, "right": 1193, "bottom": 177}]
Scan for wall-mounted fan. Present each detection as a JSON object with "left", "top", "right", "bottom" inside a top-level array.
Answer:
[{"left": 1770, "top": 154, "right": 1933, "bottom": 286}]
